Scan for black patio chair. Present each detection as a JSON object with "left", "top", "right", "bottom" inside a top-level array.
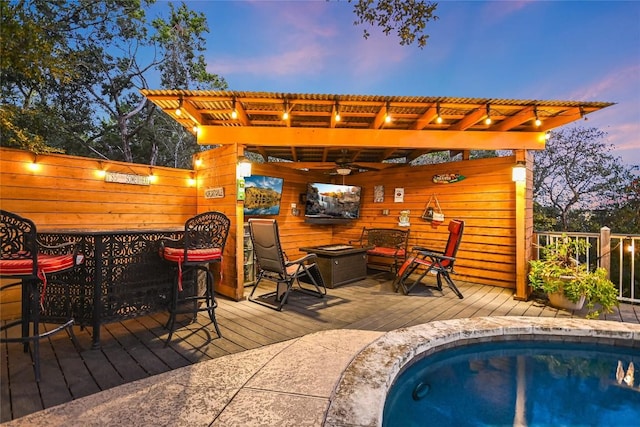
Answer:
[
  {"left": 393, "top": 219, "right": 465, "bottom": 299},
  {"left": 159, "top": 211, "right": 230, "bottom": 346},
  {"left": 248, "top": 218, "right": 326, "bottom": 311},
  {"left": 0, "top": 210, "right": 84, "bottom": 381}
]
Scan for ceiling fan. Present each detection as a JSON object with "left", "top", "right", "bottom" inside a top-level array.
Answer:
[{"left": 329, "top": 149, "right": 377, "bottom": 176}]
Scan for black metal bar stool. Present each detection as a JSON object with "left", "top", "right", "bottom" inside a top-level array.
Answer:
[
  {"left": 0, "top": 210, "right": 83, "bottom": 382},
  {"left": 159, "top": 211, "right": 230, "bottom": 346}
]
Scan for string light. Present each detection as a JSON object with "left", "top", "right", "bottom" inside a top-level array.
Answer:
[
  {"left": 484, "top": 104, "right": 492, "bottom": 125},
  {"left": 436, "top": 103, "right": 443, "bottom": 124},
  {"left": 534, "top": 107, "right": 542, "bottom": 127},
  {"left": 385, "top": 101, "right": 392, "bottom": 123},
  {"left": 282, "top": 99, "right": 289, "bottom": 120},
  {"left": 175, "top": 95, "right": 183, "bottom": 116},
  {"left": 334, "top": 101, "right": 341, "bottom": 122},
  {"left": 231, "top": 97, "right": 238, "bottom": 119}
]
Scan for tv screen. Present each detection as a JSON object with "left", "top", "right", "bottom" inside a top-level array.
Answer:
[
  {"left": 244, "top": 175, "right": 284, "bottom": 216},
  {"left": 305, "top": 183, "right": 362, "bottom": 220}
]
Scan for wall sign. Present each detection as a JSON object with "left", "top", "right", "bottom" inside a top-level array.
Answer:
[
  {"left": 432, "top": 173, "right": 465, "bottom": 184},
  {"left": 105, "top": 171, "right": 150, "bottom": 186},
  {"left": 374, "top": 185, "right": 384, "bottom": 203},
  {"left": 394, "top": 187, "right": 404, "bottom": 203},
  {"left": 205, "top": 187, "right": 224, "bottom": 199}
]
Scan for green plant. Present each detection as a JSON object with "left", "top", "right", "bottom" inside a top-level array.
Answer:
[{"left": 528, "top": 235, "right": 619, "bottom": 319}]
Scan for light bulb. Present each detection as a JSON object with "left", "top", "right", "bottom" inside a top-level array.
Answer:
[
  {"left": 231, "top": 109, "right": 238, "bottom": 119},
  {"left": 485, "top": 117, "right": 492, "bottom": 125},
  {"left": 283, "top": 111, "right": 289, "bottom": 120},
  {"left": 335, "top": 113, "right": 341, "bottom": 122},
  {"left": 436, "top": 115, "right": 443, "bottom": 124}
]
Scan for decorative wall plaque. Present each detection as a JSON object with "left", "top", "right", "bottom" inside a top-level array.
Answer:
[
  {"left": 205, "top": 187, "right": 224, "bottom": 199},
  {"left": 105, "top": 171, "right": 150, "bottom": 186}
]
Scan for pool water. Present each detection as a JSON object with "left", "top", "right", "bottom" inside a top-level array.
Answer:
[{"left": 383, "top": 341, "right": 640, "bottom": 426}]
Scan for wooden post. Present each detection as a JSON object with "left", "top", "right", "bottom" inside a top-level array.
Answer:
[
  {"left": 514, "top": 150, "right": 529, "bottom": 300},
  {"left": 600, "top": 226, "right": 611, "bottom": 278}
]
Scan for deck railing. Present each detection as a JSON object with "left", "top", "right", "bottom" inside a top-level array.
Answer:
[{"left": 534, "top": 229, "right": 640, "bottom": 304}]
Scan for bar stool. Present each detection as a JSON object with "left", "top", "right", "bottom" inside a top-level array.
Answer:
[
  {"left": 159, "top": 211, "right": 230, "bottom": 346},
  {"left": 0, "top": 210, "right": 83, "bottom": 382}
]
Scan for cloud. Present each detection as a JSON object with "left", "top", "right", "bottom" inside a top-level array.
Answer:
[
  {"left": 480, "top": 0, "right": 536, "bottom": 25},
  {"left": 568, "top": 64, "right": 640, "bottom": 101}
]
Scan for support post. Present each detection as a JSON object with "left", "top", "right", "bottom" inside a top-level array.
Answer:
[{"left": 600, "top": 226, "right": 611, "bottom": 279}]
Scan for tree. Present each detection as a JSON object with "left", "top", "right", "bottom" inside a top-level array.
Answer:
[
  {"left": 1, "top": 0, "right": 226, "bottom": 168},
  {"left": 350, "top": 0, "right": 439, "bottom": 48},
  {"left": 533, "top": 127, "right": 638, "bottom": 232},
  {"left": 2, "top": 0, "right": 438, "bottom": 167}
]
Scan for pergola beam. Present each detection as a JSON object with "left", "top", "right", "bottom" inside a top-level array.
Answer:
[{"left": 197, "top": 126, "right": 546, "bottom": 151}]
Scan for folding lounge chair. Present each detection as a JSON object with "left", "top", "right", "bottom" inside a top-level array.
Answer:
[
  {"left": 248, "top": 218, "right": 326, "bottom": 311},
  {"left": 393, "top": 219, "right": 465, "bottom": 299}
]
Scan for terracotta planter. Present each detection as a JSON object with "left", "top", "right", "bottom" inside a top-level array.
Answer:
[{"left": 548, "top": 290, "right": 586, "bottom": 311}]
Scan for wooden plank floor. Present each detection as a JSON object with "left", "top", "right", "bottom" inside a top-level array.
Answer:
[{"left": 2, "top": 272, "right": 639, "bottom": 422}]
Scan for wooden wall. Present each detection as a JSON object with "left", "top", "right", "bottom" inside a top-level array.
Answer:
[
  {"left": 0, "top": 148, "right": 196, "bottom": 228},
  {"left": 243, "top": 155, "right": 524, "bottom": 291},
  {"left": 0, "top": 147, "right": 198, "bottom": 320},
  {"left": 1, "top": 146, "right": 530, "bottom": 320},
  {"left": 195, "top": 144, "right": 242, "bottom": 299}
]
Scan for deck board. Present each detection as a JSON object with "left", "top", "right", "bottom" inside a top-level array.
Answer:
[{"left": 2, "top": 272, "right": 638, "bottom": 423}]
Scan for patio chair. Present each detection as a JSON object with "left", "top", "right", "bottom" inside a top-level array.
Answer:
[
  {"left": 159, "top": 211, "right": 230, "bottom": 346},
  {"left": 0, "top": 210, "right": 84, "bottom": 381},
  {"left": 393, "top": 219, "right": 465, "bottom": 299},
  {"left": 248, "top": 218, "right": 326, "bottom": 311}
]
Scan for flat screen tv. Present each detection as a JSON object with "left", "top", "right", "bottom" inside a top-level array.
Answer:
[
  {"left": 305, "top": 182, "right": 362, "bottom": 223},
  {"left": 244, "top": 175, "right": 284, "bottom": 216}
]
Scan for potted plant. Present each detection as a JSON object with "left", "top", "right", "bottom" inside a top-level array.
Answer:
[{"left": 528, "top": 235, "right": 619, "bottom": 319}]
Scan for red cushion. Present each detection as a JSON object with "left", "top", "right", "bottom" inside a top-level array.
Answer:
[
  {"left": 161, "top": 247, "right": 222, "bottom": 264},
  {"left": 414, "top": 257, "right": 451, "bottom": 269},
  {"left": 0, "top": 253, "right": 76, "bottom": 276},
  {"left": 397, "top": 257, "right": 415, "bottom": 277},
  {"left": 367, "top": 247, "right": 406, "bottom": 257}
]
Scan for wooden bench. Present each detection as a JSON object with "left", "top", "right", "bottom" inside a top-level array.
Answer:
[{"left": 350, "top": 227, "right": 410, "bottom": 273}]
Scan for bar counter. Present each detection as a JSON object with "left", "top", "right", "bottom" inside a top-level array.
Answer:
[{"left": 38, "top": 228, "right": 183, "bottom": 348}]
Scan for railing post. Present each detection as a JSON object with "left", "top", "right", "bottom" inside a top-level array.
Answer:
[{"left": 600, "top": 226, "right": 611, "bottom": 279}]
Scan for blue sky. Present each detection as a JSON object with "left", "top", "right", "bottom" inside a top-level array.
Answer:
[{"left": 151, "top": 0, "right": 640, "bottom": 166}]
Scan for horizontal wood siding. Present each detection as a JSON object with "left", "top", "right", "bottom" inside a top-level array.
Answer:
[
  {"left": 0, "top": 148, "right": 196, "bottom": 228},
  {"left": 0, "top": 148, "right": 198, "bottom": 320},
  {"left": 1, "top": 147, "right": 522, "bottom": 320},
  {"left": 243, "top": 156, "right": 518, "bottom": 290},
  {"left": 346, "top": 156, "right": 518, "bottom": 287},
  {"left": 195, "top": 145, "right": 241, "bottom": 300}
]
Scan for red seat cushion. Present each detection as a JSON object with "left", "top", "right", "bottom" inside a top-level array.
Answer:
[
  {"left": 161, "top": 247, "right": 223, "bottom": 292},
  {"left": 0, "top": 253, "right": 76, "bottom": 276},
  {"left": 367, "top": 247, "right": 406, "bottom": 257},
  {"left": 0, "top": 253, "right": 79, "bottom": 307},
  {"left": 161, "top": 247, "right": 222, "bottom": 263}
]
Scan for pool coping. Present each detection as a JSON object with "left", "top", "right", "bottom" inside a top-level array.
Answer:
[
  {"left": 324, "top": 317, "right": 640, "bottom": 427},
  {"left": 4, "top": 317, "right": 639, "bottom": 426}
]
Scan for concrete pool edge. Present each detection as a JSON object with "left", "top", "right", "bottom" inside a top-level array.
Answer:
[{"left": 323, "top": 317, "right": 640, "bottom": 427}]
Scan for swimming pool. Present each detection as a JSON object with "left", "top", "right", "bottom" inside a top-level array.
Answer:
[
  {"left": 324, "top": 317, "right": 640, "bottom": 427},
  {"left": 383, "top": 340, "right": 640, "bottom": 426}
]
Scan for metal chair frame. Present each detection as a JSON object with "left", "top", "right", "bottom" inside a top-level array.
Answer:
[
  {"left": 0, "top": 210, "right": 82, "bottom": 381},
  {"left": 248, "top": 219, "right": 326, "bottom": 311},
  {"left": 393, "top": 220, "right": 465, "bottom": 299},
  {"left": 159, "top": 211, "right": 230, "bottom": 346}
]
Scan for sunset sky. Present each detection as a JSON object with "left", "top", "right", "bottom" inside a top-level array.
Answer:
[{"left": 150, "top": 0, "right": 640, "bottom": 167}]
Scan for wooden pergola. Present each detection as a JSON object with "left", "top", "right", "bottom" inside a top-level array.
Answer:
[
  {"left": 142, "top": 89, "right": 614, "bottom": 299},
  {"left": 141, "top": 90, "right": 613, "bottom": 168}
]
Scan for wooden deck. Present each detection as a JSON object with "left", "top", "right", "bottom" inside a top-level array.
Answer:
[{"left": 2, "top": 272, "right": 639, "bottom": 423}]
